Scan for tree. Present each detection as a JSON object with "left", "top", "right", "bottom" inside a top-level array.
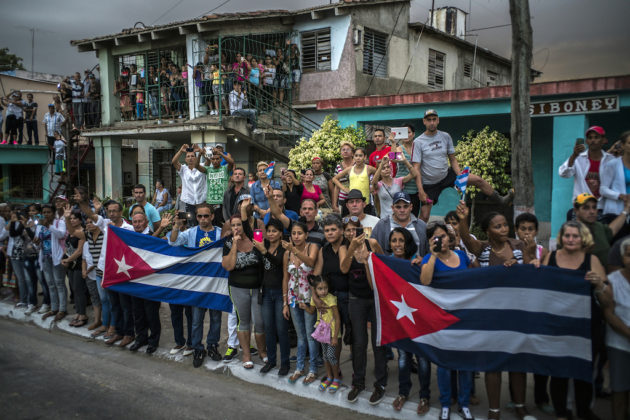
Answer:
[
  {"left": 454, "top": 127, "right": 512, "bottom": 200},
  {"left": 509, "top": 0, "right": 534, "bottom": 216},
  {"left": 288, "top": 115, "right": 366, "bottom": 172},
  {"left": 0, "top": 47, "right": 26, "bottom": 71}
]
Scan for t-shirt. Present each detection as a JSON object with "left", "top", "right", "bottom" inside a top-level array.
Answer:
[
  {"left": 284, "top": 185, "right": 303, "bottom": 213},
  {"left": 155, "top": 188, "right": 170, "bottom": 207},
  {"left": 421, "top": 249, "right": 470, "bottom": 271},
  {"left": 369, "top": 146, "right": 397, "bottom": 177},
  {"left": 398, "top": 146, "right": 418, "bottom": 194},
  {"left": 54, "top": 140, "right": 66, "bottom": 160},
  {"left": 311, "top": 294, "right": 340, "bottom": 338},
  {"left": 360, "top": 214, "right": 380, "bottom": 238},
  {"left": 212, "top": 70, "right": 222, "bottom": 85},
  {"left": 129, "top": 202, "right": 161, "bottom": 226},
  {"left": 376, "top": 178, "right": 404, "bottom": 219},
  {"left": 586, "top": 158, "right": 602, "bottom": 198},
  {"left": 608, "top": 235, "right": 629, "bottom": 269},
  {"left": 411, "top": 130, "right": 456, "bottom": 185},
  {"left": 335, "top": 163, "right": 350, "bottom": 202},
  {"left": 195, "top": 227, "right": 220, "bottom": 247},
  {"left": 206, "top": 165, "right": 229, "bottom": 204},
  {"left": 263, "top": 209, "right": 299, "bottom": 235},
  {"left": 586, "top": 221, "right": 613, "bottom": 267},
  {"left": 23, "top": 101, "right": 37, "bottom": 120},
  {"left": 624, "top": 166, "right": 630, "bottom": 194},
  {"left": 222, "top": 236, "right": 262, "bottom": 289}
]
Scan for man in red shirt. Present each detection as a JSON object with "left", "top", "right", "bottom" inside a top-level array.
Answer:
[{"left": 369, "top": 129, "right": 396, "bottom": 176}]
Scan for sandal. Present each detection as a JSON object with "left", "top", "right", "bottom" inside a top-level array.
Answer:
[
  {"left": 319, "top": 377, "right": 332, "bottom": 391},
  {"left": 242, "top": 361, "right": 254, "bottom": 369},
  {"left": 393, "top": 395, "right": 407, "bottom": 411},
  {"left": 73, "top": 318, "right": 88, "bottom": 328},
  {"left": 91, "top": 326, "right": 107, "bottom": 338},
  {"left": 303, "top": 372, "right": 317, "bottom": 385},
  {"left": 328, "top": 378, "right": 341, "bottom": 394},
  {"left": 288, "top": 370, "right": 304, "bottom": 384},
  {"left": 417, "top": 398, "right": 430, "bottom": 415}
]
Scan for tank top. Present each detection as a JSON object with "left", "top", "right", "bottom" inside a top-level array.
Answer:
[
  {"left": 322, "top": 242, "right": 349, "bottom": 293},
  {"left": 301, "top": 184, "right": 321, "bottom": 203},
  {"left": 478, "top": 238, "right": 524, "bottom": 267},
  {"left": 606, "top": 270, "right": 630, "bottom": 352},
  {"left": 287, "top": 244, "right": 314, "bottom": 305},
  {"left": 349, "top": 165, "right": 370, "bottom": 203},
  {"left": 348, "top": 240, "right": 373, "bottom": 299},
  {"left": 398, "top": 146, "right": 418, "bottom": 194}
]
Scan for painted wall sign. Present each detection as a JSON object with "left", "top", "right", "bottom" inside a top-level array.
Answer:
[{"left": 530, "top": 96, "right": 619, "bottom": 117}]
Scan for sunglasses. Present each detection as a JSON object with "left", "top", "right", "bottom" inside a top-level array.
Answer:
[
  {"left": 342, "top": 216, "right": 359, "bottom": 224},
  {"left": 196, "top": 214, "right": 211, "bottom": 219}
]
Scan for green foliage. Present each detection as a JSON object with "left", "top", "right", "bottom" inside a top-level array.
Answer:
[
  {"left": 0, "top": 47, "right": 26, "bottom": 71},
  {"left": 288, "top": 115, "right": 366, "bottom": 172},
  {"left": 454, "top": 127, "right": 512, "bottom": 199}
]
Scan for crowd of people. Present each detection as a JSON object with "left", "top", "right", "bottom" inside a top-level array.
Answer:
[{"left": 2, "top": 110, "right": 630, "bottom": 420}]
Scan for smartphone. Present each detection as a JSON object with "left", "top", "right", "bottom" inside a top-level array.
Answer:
[
  {"left": 253, "top": 229, "right": 263, "bottom": 242},
  {"left": 391, "top": 127, "right": 408, "bottom": 140},
  {"left": 356, "top": 227, "right": 364, "bottom": 237},
  {"left": 186, "top": 147, "right": 194, "bottom": 152},
  {"left": 576, "top": 138, "right": 585, "bottom": 145},
  {"left": 433, "top": 236, "right": 442, "bottom": 252},
  {"left": 388, "top": 152, "right": 402, "bottom": 160},
  {"left": 177, "top": 211, "right": 187, "bottom": 219}
]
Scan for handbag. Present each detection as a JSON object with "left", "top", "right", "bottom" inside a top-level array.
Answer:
[{"left": 311, "top": 319, "right": 331, "bottom": 344}]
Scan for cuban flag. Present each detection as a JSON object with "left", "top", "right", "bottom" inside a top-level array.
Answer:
[
  {"left": 454, "top": 166, "right": 470, "bottom": 197},
  {"left": 265, "top": 161, "right": 275, "bottom": 178},
  {"left": 369, "top": 254, "right": 592, "bottom": 382},
  {"left": 102, "top": 226, "right": 231, "bottom": 312}
]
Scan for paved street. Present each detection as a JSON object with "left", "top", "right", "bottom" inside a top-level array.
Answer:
[{"left": 0, "top": 319, "right": 376, "bottom": 420}]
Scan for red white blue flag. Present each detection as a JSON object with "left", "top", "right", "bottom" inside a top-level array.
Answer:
[
  {"left": 265, "top": 161, "right": 276, "bottom": 178},
  {"left": 454, "top": 166, "right": 470, "bottom": 196},
  {"left": 102, "top": 226, "right": 231, "bottom": 312},
  {"left": 368, "top": 253, "right": 592, "bottom": 381}
]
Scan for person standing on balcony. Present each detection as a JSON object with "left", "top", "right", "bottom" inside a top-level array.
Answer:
[
  {"left": 43, "top": 104, "right": 65, "bottom": 152},
  {"left": 228, "top": 81, "right": 257, "bottom": 130},
  {"left": 262, "top": 55, "right": 276, "bottom": 112},
  {"left": 82, "top": 71, "right": 92, "bottom": 127},
  {"left": 169, "top": 64, "right": 184, "bottom": 119},
  {"left": 70, "top": 72, "right": 84, "bottom": 129},
  {"left": 1, "top": 91, "right": 25, "bottom": 145},
  {"left": 172, "top": 144, "right": 206, "bottom": 223},
  {"left": 210, "top": 63, "right": 227, "bottom": 116},
  {"left": 23, "top": 93, "right": 38, "bottom": 145},
  {"left": 128, "top": 64, "right": 140, "bottom": 120},
  {"left": 288, "top": 42, "right": 301, "bottom": 102},
  {"left": 114, "top": 69, "right": 132, "bottom": 121},
  {"left": 87, "top": 73, "right": 101, "bottom": 127},
  {"left": 274, "top": 49, "right": 288, "bottom": 106}
]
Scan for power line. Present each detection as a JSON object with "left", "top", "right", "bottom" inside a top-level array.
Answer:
[
  {"left": 197, "top": 0, "right": 233, "bottom": 19},
  {"left": 467, "top": 23, "right": 512, "bottom": 32},
  {"left": 151, "top": 0, "right": 186, "bottom": 25}
]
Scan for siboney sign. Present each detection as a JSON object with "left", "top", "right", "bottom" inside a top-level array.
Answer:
[{"left": 530, "top": 96, "right": 618, "bottom": 117}]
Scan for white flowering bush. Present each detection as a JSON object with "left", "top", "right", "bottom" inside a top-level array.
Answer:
[
  {"left": 288, "top": 115, "right": 366, "bottom": 172},
  {"left": 455, "top": 126, "right": 512, "bottom": 200}
]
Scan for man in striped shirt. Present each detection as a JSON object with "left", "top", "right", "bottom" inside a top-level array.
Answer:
[{"left": 42, "top": 104, "right": 65, "bottom": 148}]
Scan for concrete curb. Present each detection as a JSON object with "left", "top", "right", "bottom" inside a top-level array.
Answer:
[{"left": 1, "top": 301, "right": 447, "bottom": 419}]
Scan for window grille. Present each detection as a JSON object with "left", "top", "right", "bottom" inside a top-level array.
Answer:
[
  {"left": 363, "top": 28, "right": 388, "bottom": 77},
  {"left": 301, "top": 29, "right": 331, "bottom": 72},
  {"left": 428, "top": 49, "right": 445, "bottom": 89}
]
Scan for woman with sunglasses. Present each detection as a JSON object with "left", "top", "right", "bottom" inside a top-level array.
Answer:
[{"left": 339, "top": 216, "right": 386, "bottom": 404}]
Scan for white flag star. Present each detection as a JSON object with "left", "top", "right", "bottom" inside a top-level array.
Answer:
[
  {"left": 114, "top": 256, "right": 133, "bottom": 279},
  {"left": 391, "top": 295, "right": 418, "bottom": 324}
]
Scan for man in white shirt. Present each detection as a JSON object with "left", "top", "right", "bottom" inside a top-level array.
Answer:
[
  {"left": 344, "top": 189, "right": 380, "bottom": 237},
  {"left": 228, "top": 81, "right": 256, "bottom": 130},
  {"left": 172, "top": 144, "right": 206, "bottom": 224}
]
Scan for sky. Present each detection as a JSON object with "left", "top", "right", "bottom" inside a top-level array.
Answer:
[{"left": 1, "top": 0, "right": 629, "bottom": 83}]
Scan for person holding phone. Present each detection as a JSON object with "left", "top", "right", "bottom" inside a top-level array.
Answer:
[
  {"left": 172, "top": 144, "right": 206, "bottom": 224},
  {"left": 372, "top": 155, "right": 418, "bottom": 219},
  {"left": 368, "top": 129, "right": 396, "bottom": 177},
  {"left": 559, "top": 125, "right": 616, "bottom": 204}
]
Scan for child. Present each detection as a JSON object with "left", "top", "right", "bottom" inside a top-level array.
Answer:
[
  {"left": 332, "top": 147, "right": 377, "bottom": 213},
  {"left": 301, "top": 275, "right": 342, "bottom": 393},
  {"left": 135, "top": 77, "right": 145, "bottom": 120},
  {"left": 53, "top": 133, "right": 67, "bottom": 175}
]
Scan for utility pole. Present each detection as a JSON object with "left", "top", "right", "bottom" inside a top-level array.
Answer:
[
  {"left": 31, "top": 28, "right": 35, "bottom": 77},
  {"left": 430, "top": 0, "right": 435, "bottom": 26},
  {"left": 509, "top": 0, "right": 535, "bottom": 216}
]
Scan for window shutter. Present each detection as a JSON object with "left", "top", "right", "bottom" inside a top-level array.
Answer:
[
  {"left": 301, "top": 29, "right": 331, "bottom": 72},
  {"left": 363, "top": 28, "right": 388, "bottom": 77},
  {"left": 428, "top": 49, "right": 445, "bottom": 89}
]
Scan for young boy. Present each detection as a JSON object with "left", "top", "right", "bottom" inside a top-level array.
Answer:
[{"left": 53, "top": 133, "right": 67, "bottom": 175}]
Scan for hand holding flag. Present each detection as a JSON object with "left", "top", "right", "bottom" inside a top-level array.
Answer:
[{"left": 454, "top": 166, "right": 470, "bottom": 201}]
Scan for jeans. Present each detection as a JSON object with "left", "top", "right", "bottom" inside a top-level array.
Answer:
[
  {"left": 191, "top": 307, "right": 222, "bottom": 351},
  {"left": 26, "top": 120, "right": 39, "bottom": 144},
  {"left": 11, "top": 258, "right": 33, "bottom": 305},
  {"left": 170, "top": 304, "right": 192, "bottom": 347},
  {"left": 149, "top": 93, "right": 158, "bottom": 117},
  {"left": 262, "top": 288, "right": 290, "bottom": 367},
  {"left": 232, "top": 109, "right": 257, "bottom": 129},
  {"left": 399, "top": 350, "right": 432, "bottom": 399},
  {"left": 132, "top": 297, "right": 161, "bottom": 346},
  {"left": 52, "top": 263, "right": 68, "bottom": 312},
  {"left": 95, "top": 276, "right": 112, "bottom": 327},
  {"left": 72, "top": 102, "right": 83, "bottom": 128},
  {"left": 24, "top": 256, "right": 49, "bottom": 306},
  {"left": 40, "top": 257, "right": 56, "bottom": 309},
  {"left": 289, "top": 304, "right": 319, "bottom": 374},
  {"left": 437, "top": 367, "right": 472, "bottom": 407},
  {"left": 156, "top": 204, "right": 171, "bottom": 213},
  {"left": 349, "top": 295, "right": 388, "bottom": 389},
  {"left": 109, "top": 290, "right": 134, "bottom": 336}
]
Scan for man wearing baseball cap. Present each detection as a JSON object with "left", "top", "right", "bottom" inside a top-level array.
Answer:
[
  {"left": 411, "top": 109, "right": 512, "bottom": 222},
  {"left": 559, "top": 125, "right": 615, "bottom": 203},
  {"left": 371, "top": 191, "right": 428, "bottom": 255}
]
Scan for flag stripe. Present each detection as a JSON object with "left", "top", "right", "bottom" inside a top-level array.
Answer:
[
  {"left": 413, "top": 283, "right": 591, "bottom": 319},
  {"left": 107, "top": 282, "right": 232, "bottom": 312},
  {"left": 129, "top": 246, "right": 224, "bottom": 271},
  {"left": 158, "top": 261, "right": 227, "bottom": 278},
  {"left": 445, "top": 309, "right": 590, "bottom": 338},
  {"left": 392, "top": 338, "right": 592, "bottom": 382},
  {"left": 114, "top": 226, "right": 225, "bottom": 257},
  {"left": 125, "top": 273, "right": 229, "bottom": 295}
]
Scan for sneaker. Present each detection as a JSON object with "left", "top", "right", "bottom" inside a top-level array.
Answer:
[
  {"left": 15, "top": 302, "right": 27, "bottom": 308},
  {"left": 193, "top": 349, "right": 206, "bottom": 368},
  {"left": 38, "top": 304, "right": 51, "bottom": 314},
  {"left": 249, "top": 346, "right": 258, "bottom": 356},
  {"left": 25, "top": 304, "right": 37, "bottom": 315},
  {"left": 0, "top": 140, "right": 7, "bottom": 144},
  {"left": 278, "top": 365, "right": 290, "bottom": 376},
  {"left": 170, "top": 345, "right": 184, "bottom": 355},
  {"left": 440, "top": 407, "right": 450, "bottom": 420},
  {"left": 207, "top": 344, "right": 221, "bottom": 361},
  {"left": 458, "top": 407, "right": 474, "bottom": 420},
  {"left": 12, "top": 141, "right": 18, "bottom": 145},
  {"left": 182, "top": 346, "right": 194, "bottom": 357},
  {"left": 347, "top": 386, "right": 363, "bottom": 403},
  {"left": 223, "top": 346, "right": 238, "bottom": 361},
  {"left": 369, "top": 386, "right": 385, "bottom": 405}
]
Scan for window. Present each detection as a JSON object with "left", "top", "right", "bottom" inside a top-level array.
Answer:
[
  {"left": 463, "top": 60, "right": 472, "bottom": 78},
  {"left": 10, "top": 165, "right": 43, "bottom": 199},
  {"left": 301, "top": 29, "right": 331, "bottom": 72},
  {"left": 363, "top": 28, "right": 388, "bottom": 77},
  {"left": 428, "top": 49, "right": 445, "bottom": 89},
  {"left": 487, "top": 70, "right": 498, "bottom": 86}
]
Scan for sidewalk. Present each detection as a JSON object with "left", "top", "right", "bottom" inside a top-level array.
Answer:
[{"left": 0, "top": 297, "right": 611, "bottom": 420}]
